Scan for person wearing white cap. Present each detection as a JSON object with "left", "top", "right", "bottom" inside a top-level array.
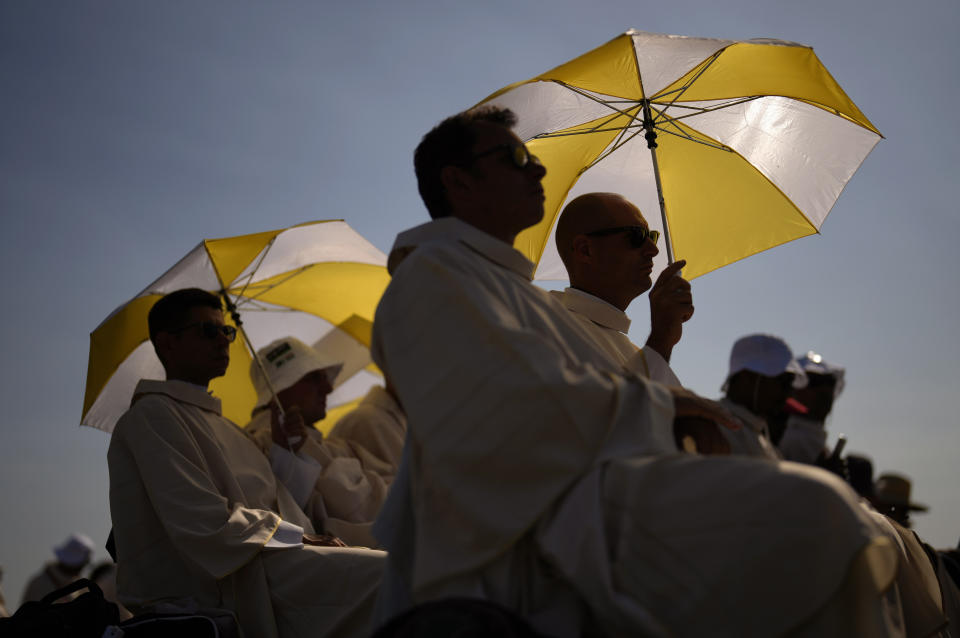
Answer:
[
  {"left": 552, "top": 192, "right": 688, "bottom": 386},
  {"left": 778, "top": 351, "right": 846, "bottom": 465},
  {"left": 244, "top": 336, "right": 404, "bottom": 547},
  {"left": 108, "top": 289, "right": 383, "bottom": 638},
  {"left": 20, "top": 533, "right": 95, "bottom": 605},
  {"left": 719, "top": 333, "right": 806, "bottom": 459}
]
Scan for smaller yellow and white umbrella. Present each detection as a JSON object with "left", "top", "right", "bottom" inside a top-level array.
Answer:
[
  {"left": 475, "top": 30, "right": 882, "bottom": 280},
  {"left": 82, "top": 220, "right": 390, "bottom": 434}
]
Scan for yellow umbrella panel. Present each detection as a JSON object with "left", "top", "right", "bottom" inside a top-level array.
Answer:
[
  {"left": 477, "top": 30, "right": 882, "bottom": 280},
  {"left": 82, "top": 220, "right": 390, "bottom": 434}
]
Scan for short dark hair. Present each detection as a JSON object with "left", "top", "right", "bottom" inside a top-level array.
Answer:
[
  {"left": 148, "top": 288, "right": 222, "bottom": 345},
  {"left": 414, "top": 106, "right": 517, "bottom": 219}
]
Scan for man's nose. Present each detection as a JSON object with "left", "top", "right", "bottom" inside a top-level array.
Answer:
[
  {"left": 527, "top": 156, "right": 547, "bottom": 181},
  {"left": 642, "top": 237, "right": 659, "bottom": 257}
]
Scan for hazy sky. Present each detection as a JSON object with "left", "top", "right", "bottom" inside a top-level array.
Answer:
[{"left": 1, "top": 0, "right": 957, "bottom": 603}]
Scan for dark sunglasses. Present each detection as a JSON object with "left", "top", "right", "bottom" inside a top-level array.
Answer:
[
  {"left": 173, "top": 321, "right": 237, "bottom": 342},
  {"left": 585, "top": 225, "right": 660, "bottom": 248},
  {"left": 463, "top": 143, "right": 542, "bottom": 169}
]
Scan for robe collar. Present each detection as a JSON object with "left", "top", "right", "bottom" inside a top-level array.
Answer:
[
  {"left": 132, "top": 379, "right": 223, "bottom": 415},
  {"left": 389, "top": 217, "right": 536, "bottom": 280},
  {"left": 556, "top": 287, "right": 632, "bottom": 334}
]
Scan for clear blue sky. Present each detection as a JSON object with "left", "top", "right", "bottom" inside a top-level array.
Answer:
[{"left": 1, "top": 0, "right": 957, "bottom": 603}]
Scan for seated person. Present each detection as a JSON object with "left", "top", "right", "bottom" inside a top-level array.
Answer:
[
  {"left": 245, "top": 337, "right": 404, "bottom": 546},
  {"left": 552, "top": 192, "right": 691, "bottom": 385},
  {"left": 107, "top": 288, "right": 383, "bottom": 638},
  {"left": 371, "top": 107, "right": 901, "bottom": 637},
  {"left": 329, "top": 378, "right": 406, "bottom": 478},
  {"left": 20, "top": 533, "right": 94, "bottom": 605},
  {"left": 778, "top": 351, "right": 846, "bottom": 464},
  {"left": 719, "top": 333, "right": 804, "bottom": 459}
]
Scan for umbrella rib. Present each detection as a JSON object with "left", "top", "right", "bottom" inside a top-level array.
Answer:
[
  {"left": 534, "top": 123, "right": 646, "bottom": 139},
  {"left": 654, "top": 125, "right": 732, "bottom": 151},
  {"left": 647, "top": 103, "right": 734, "bottom": 151},
  {"left": 236, "top": 264, "right": 314, "bottom": 304},
  {"left": 232, "top": 236, "right": 279, "bottom": 302},
  {"left": 554, "top": 81, "right": 646, "bottom": 119},
  {"left": 653, "top": 96, "right": 762, "bottom": 124},
  {"left": 586, "top": 123, "right": 649, "bottom": 169},
  {"left": 650, "top": 50, "right": 724, "bottom": 124}
]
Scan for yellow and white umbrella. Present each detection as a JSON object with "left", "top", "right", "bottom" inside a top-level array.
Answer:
[
  {"left": 476, "top": 30, "right": 882, "bottom": 280},
  {"left": 82, "top": 220, "right": 390, "bottom": 434}
]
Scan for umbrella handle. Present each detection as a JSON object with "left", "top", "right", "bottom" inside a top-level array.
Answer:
[
  {"left": 642, "top": 100, "right": 675, "bottom": 264},
  {"left": 220, "top": 291, "right": 301, "bottom": 454}
]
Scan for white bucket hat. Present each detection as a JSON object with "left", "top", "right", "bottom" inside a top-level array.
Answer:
[
  {"left": 795, "top": 350, "right": 846, "bottom": 397},
  {"left": 722, "top": 333, "right": 807, "bottom": 391},
  {"left": 54, "top": 533, "right": 95, "bottom": 568},
  {"left": 251, "top": 337, "right": 344, "bottom": 410}
]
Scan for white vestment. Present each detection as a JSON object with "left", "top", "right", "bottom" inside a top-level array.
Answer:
[
  {"left": 779, "top": 414, "right": 829, "bottom": 464},
  {"left": 550, "top": 287, "right": 681, "bottom": 386},
  {"left": 330, "top": 385, "right": 406, "bottom": 478},
  {"left": 370, "top": 218, "right": 899, "bottom": 638},
  {"left": 245, "top": 405, "right": 397, "bottom": 548},
  {"left": 718, "top": 398, "right": 783, "bottom": 460},
  {"left": 108, "top": 379, "right": 384, "bottom": 638}
]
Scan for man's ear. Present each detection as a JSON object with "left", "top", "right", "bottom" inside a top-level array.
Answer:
[
  {"left": 440, "top": 165, "right": 471, "bottom": 201},
  {"left": 571, "top": 234, "right": 593, "bottom": 263},
  {"left": 153, "top": 331, "right": 174, "bottom": 365}
]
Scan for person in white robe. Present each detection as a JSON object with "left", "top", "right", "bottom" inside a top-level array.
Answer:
[
  {"left": 778, "top": 351, "right": 846, "bottom": 464},
  {"left": 329, "top": 382, "right": 405, "bottom": 478},
  {"left": 718, "top": 333, "right": 804, "bottom": 460},
  {"left": 20, "top": 533, "right": 94, "bottom": 605},
  {"left": 552, "top": 192, "right": 689, "bottom": 386},
  {"left": 107, "top": 289, "right": 383, "bottom": 638},
  {"left": 370, "top": 107, "right": 901, "bottom": 637},
  {"left": 244, "top": 336, "right": 403, "bottom": 547}
]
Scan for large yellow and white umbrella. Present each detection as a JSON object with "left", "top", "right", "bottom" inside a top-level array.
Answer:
[
  {"left": 476, "top": 30, "right": 882, "bottom": 280},
  {"left": 82, "top": 220, "right": 390, "bottom": 434}
]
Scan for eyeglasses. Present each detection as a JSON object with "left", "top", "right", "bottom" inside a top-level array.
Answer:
[
  {"left": 584, "top": 225, "right": 660, "bottom": 248},
  {"left": 173, "top": 321, "right": 237, "bottom": 342},
  {"left": 463, "top": 143, "right": 542, "bottom": 169}
]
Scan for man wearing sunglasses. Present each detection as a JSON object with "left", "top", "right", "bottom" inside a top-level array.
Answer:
[
  {"left": 107, "top": 288, "right": 384, "bottom": 638},
  {"left": 370, "top": 107, "right": 899, "bottom": 637},
  {"left": 553, "top": 192, "right": 692, "bottom": 386}
]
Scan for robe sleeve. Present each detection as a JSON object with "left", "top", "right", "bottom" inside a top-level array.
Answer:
[
  {"left": 629, "top": 346, "right": 682, "bottom": 386},
  {"left": 116, "top": 398, "right": 286, "bottom": 579},
  {"left": 372, "top": 245, "right": 676, "bottom": 588}
]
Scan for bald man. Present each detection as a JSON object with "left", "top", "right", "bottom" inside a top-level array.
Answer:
[{"left": 553, "top": 192, "right": 692, "bottom": 385}]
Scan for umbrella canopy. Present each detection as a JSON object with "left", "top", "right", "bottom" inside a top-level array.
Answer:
[
  {"left": 475, "top": 30, "right": 882, "bottom": 280},
  {"left": 82, "top": 220, "right": 390, "bottom": 434}
]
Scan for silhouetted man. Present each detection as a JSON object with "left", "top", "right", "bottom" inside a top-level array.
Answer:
[
  {"left": 370, "top": 107, "right": 900, "bottom": 637},
  {"left": 107, "top": 288, "right": 382, "bottom": 638},
  {"left": 553, "top": 192, "right": 691, "bottom": 385}
]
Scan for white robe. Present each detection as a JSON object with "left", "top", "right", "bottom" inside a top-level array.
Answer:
[
  {"left": 330, "top": 385, "right": 406, "bottom": 478},
  {"left": 108, "top": 379, "right": 384, "bottom": 638},
  {"left": 779, "top": 414, "right": 829, "bottom": 464},
  {"left": 718, "top": 398, "right": 783, "bottom": 460},
  {"left": 550, "top": 287, "right": 682, "bottom": 386},
  {"left": 246, "top": 407, "right": 395, "bottom": 548},
  {"left": 371, "top": 218, "right": 899, "bottom": 638}
]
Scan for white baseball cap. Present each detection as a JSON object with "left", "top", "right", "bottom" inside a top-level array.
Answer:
[
  {"left": 723, "top": 333, "right": 807, "bottom": 390},
  {"left": 796, "top": 350, "right": 846, "bottom": 397},
  {"left": 251, "top": 337, "right": 344, "bottom": 410},
  {"left": 54, "top": 533, "right": 95, "bottom": 568}
]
